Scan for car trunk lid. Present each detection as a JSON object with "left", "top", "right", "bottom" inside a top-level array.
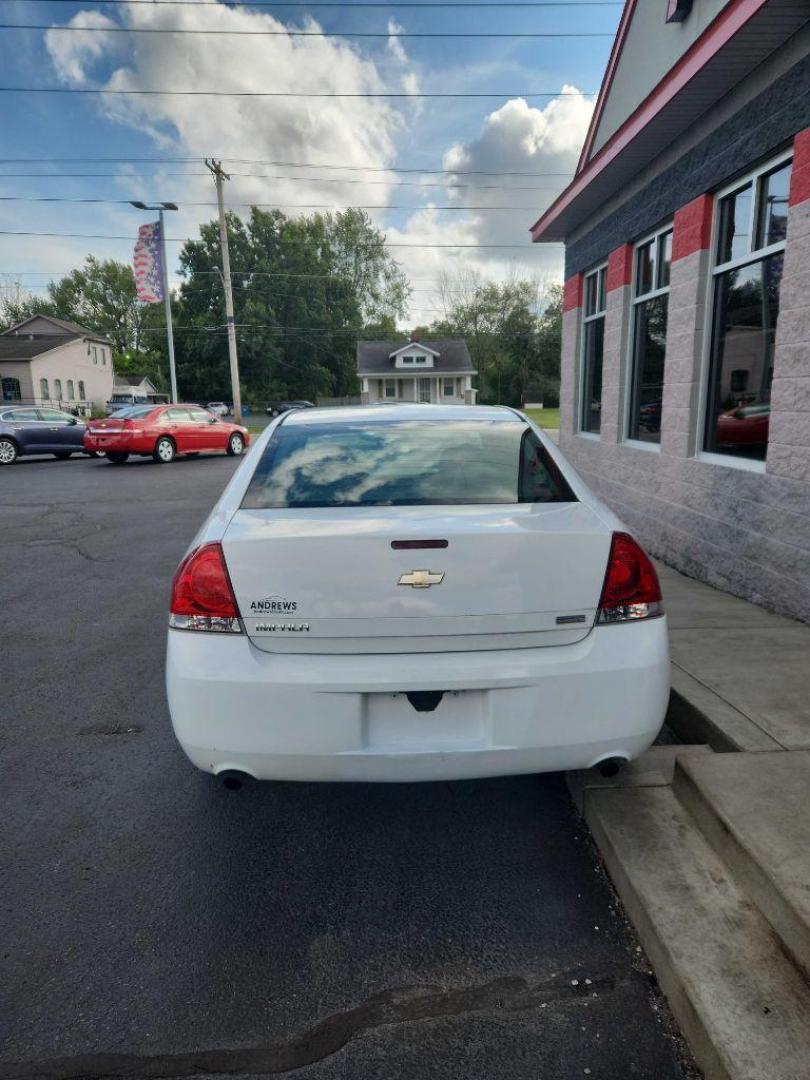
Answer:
[{"left": 221, "top": 503, "right": 611, "bottom": 654}]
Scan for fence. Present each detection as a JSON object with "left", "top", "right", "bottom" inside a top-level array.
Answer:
[
  {"left": 0, "top": 397, "right": 93, "bottom": 417},
  {"left": 317, "top": 396, "right": 363, "bottom": 407}
]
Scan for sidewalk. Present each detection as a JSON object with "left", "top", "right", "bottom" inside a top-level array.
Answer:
[
  {"left": 570, "top": 562, "right": 810, "bottom": 1080},
  {"left": 659, "top": 561, "right": 810, "bottom": 751}
]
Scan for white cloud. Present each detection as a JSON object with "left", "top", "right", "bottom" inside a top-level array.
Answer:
[
  {"left": 387, "top": 18, "right": 408, "bottom": 65},
  {"left": 44, "top": 3, "right": 403, "bottom": 217},
  {"left": 394, "top": 88, "right": 595, "bottom": 322},
  {"left": 45, "top": 10, "right": 121, "bottom": 84},
  {"left": 38, "top": 5, "right": 593, "bottom": 328}
]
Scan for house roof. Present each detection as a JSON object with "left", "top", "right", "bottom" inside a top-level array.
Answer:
[
  {"left": 357, "top": 339, "right": 475, "bottom": 374},
  {"left": 114, "top": 375, "right": 155, "bottom": 387},
  {"left": 2, "top": 314, "right": 112, "bottom": 345},
  {"left": 530, "top": 0, "right": 808, "bottom": 243},
  {"left": 0, "top": 335, "right": 76, "bottom": 360}
]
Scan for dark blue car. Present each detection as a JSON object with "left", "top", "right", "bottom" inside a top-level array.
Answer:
[{"left": 0, "top": 405, "right": 101, "bottom": 465}]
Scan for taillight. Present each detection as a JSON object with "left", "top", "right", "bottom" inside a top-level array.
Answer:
[
  {"left": 597, "top": 532, "right": 663, "bottom": 624},
  {"left": 169, "top": 542, "right": 242, "bottom": 633}
]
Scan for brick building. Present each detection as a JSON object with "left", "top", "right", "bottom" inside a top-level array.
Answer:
[{"left": 531, "top": 0, "right": 810, "bottom": 621}]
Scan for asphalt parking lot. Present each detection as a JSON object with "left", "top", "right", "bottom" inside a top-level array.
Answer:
[{"left": 1, "top": 452, "right": 694, "bottom": 1080}]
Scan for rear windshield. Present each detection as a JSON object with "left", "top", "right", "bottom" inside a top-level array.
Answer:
[
  {"left": 242, "top": 419, "right": 576, "bottom": 508},
  {"left": 110, "top": 405, "right": 156, "bottom": 419}
]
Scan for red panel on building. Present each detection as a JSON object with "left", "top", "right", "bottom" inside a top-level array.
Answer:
[
  {"left": 607, "top": 243, "right": 633, "bottom": 291},
  {"left": 789, "top": 127, "right": 810, "bottom": 206},
  {"left": 562, "top": 274, "right": 584, "bottom": 312},
  {"left": 672, "top": 194, "right": 713, "bottom": 261}
]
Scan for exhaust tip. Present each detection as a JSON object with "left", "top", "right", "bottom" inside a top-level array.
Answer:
[
  {"left": 598, "top": 758, "right": 625, "bottom": 779},
  {"left": 218, "top": 769, "right": 251, "bottom": 791}
]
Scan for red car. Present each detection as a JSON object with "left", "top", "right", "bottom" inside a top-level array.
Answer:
[
  {"left": 84, "top": 404, "right": 250, "bottom": 464},
  {"left": 714, "top": 403, "right": 770, "bottom": 449}
]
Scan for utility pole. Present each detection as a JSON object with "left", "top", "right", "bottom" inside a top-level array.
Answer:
[
  {"left": 205, "top": 159, "right": 242, "bottom": 420},
  {"left": 131, "top": 200, "right": 179, "bottom": 403}
]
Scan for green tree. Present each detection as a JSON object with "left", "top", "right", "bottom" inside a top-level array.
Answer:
[
  {"left": 430, "top": 271, "right": 560, "bottom": 406},
  {"left": 0, "top": 259, "right": 169, "bottom": 389},
  {"left": 0, "top": 283, "right": 56, "bottom": 330},
  {"left": 174, "top": 208, "right": 410, "bottom": 403}
]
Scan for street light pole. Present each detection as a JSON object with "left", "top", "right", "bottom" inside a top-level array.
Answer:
[
  {"left": 158, "top": 208, "right": 179, "bottom": 405},
  {"left": 205, "top": 159, "right": 242, "bottom": 420},
  {"left": 131, "top": 200, "right": 179, "bottom": 403}
]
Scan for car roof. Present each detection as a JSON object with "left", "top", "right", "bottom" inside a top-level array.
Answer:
[{"left": 281, "top": 404, "right": 523, "bottom": 426}]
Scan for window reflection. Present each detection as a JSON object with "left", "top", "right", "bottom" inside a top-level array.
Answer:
[
  {"left": 581, "top": 318, "right": 604, "bottom": 434},
  {"left": 629, "top": 296, "right": 668, "bottom": 443},
  {"left": 717, "top": 183, "right": 753, "bottom": 264},
  {"left": 243, "top": 420, "right": 577, "bottom": 508},
  {"left": 704, "top": 255, "right": 783, "bottom": 460},
  {"left": 756, "top": 162, "right": 791, "bottom": 248}
]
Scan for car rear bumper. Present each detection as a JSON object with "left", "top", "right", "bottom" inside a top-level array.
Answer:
[{"left": 166, "top": 617, "right": 670, "bottom": 782}]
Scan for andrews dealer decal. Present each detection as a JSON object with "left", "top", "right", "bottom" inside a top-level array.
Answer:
[{"left": 250, "top": 595, "right": 298, "bottom": 613}]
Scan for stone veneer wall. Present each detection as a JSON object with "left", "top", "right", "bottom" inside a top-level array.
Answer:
[{"left": 557, "top": 132, "right": 810, "bottom": 623}]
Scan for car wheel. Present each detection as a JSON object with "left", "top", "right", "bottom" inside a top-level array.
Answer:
[
  {"left": 85, "top": 450, "right": 105, "bottom": 459},
  {"left": 153, "top": 437, "right": 176, "bottom": 464},
  {"left": 54, "top": 452, "right": 72, "bottom": 460},
  {"left": 106, "top": 452, "right": 130, "bottom": 464},
  {"left": 227, "top": 432, "right": 245, "bottom": 456},
  {"left": 0, "top": 437, "right": 18, "bottom": 465}
]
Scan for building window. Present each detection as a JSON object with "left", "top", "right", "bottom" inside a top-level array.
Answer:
[
  {"left": 2, "top": 376, "right": 21, "bottom": 401},
  {"left": 703, "top": 154, "right": 792, "bottom": 463},
  {"left": 443, "top": 379, "right": 454, "bottom": 397},
  {"left": 92, "top": 346, "right": 98, "bottom": 364},
  {"left": 627, "top": 226, "right": 672, "bottom": 444},
  {"left": 384, "top": 379, "right": 397, "bottom": 399},
  {"left": 67, "top": 380, "right": 75, "bottom": 401},
  {"left": 580, "top": 264, "right": 607, "bottom": 434},
  {"left": 78, "top": 380, "right": 86, "bottom": 401},
  {"left": 40, "top": 378, "right": 49, "bottom": 401},
  {"left": 101, "top": 348, "right": 107, "bottom": 366},
  {"left": 54, "top": 378, "right": 63, "bottom": 401}
]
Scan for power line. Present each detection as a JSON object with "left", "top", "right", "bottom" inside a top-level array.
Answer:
[
  {"left": 0, "top": 171, "right": 567, "bottom": 192},
  {"left": 0, "top": 229, "right": 558, "bottom": 247},
  {"left": 0, "top": 87, "right": 596, "bottom": 99},
  {"left": 0, "top": 156, "right": 576, "bottom": 178},
  {"left": 14, "top": 1, "right": 622, "bottom": 7},
  {"left": 4, "top": 23, "right": 614, "bottom": 37},
  {"left": 0, "top": 194, "right": 543, "bottom": 210}
]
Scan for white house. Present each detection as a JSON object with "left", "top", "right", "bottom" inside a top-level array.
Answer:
[
  {"left": 357, "top": 337, "right": 477, "bottom": 405},
  {"left": 0, "top": 315, "right": 114, "bottom": 414}
]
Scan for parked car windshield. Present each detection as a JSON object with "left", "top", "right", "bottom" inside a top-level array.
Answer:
[{"left": 242, "top": 419, "right": 576, "bottom": 508}]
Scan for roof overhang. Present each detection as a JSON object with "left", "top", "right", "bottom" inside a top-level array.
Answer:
[
  {"left": 531, "top": 0, "right": 809, "bottom": 243},
  {"left": 360, "top": 369, "right": 477, "bottom": 376},
  {"left": 388, "top": 342, "right": 441, "bottom": 359}
]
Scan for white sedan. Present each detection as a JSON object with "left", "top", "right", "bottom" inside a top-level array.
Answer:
[{"left": 166, "top": 405, "right": 668, "bottom": 786}]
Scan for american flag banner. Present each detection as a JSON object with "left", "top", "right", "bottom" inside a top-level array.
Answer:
[{"left": 133, "top": 220, "right": 164, "bottom": 303}]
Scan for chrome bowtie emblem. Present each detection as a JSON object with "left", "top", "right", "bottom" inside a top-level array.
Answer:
[{"left": 398, "top": 569, "right": 445, "bottom": 589}]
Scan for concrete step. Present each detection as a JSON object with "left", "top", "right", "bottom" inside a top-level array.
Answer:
[
  {"left": 567, "top": 744, "right": 713, "bottom": 814},
  {"left": 674, "top": 750, "right": 810, "bottom": 980},
  {"left": 585, "top": 785, "right": 810, "bottom": 1080}
]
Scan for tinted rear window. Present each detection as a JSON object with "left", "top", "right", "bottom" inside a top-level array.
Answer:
[
  {"left": 111, "top": 406, "right": 156, "bottom": 419},
  {"left": 242, "top": 419, "right": 576, "bottom": 508}
]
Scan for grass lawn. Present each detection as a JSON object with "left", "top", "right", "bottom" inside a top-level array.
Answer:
[{"left": 523, "top": 407, "right": 560, "bottom": 429}]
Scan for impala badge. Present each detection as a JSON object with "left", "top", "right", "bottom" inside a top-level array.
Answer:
[{"left": 398, "top": 569, "right": 445, "bottom": 589}]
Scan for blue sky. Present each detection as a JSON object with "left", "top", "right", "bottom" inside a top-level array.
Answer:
[{"left": 0, "top": 0, "right": 621, "bottom": 322}]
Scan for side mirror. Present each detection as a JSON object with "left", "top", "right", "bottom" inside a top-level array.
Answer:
[
  {"left": 69, "top": 417, "right": 78, "bottom": 425},
  {"left": 209, "top": 415, "right": 219, "bottom": 424}
]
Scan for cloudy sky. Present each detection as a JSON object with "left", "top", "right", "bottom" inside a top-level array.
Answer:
[{"left": 0, "top": 0, "right": 620, "bottom": 324}]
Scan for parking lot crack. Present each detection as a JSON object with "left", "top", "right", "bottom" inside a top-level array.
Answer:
[{"left": 0, "top": 971, "right": 622, "bottom": 1079}]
